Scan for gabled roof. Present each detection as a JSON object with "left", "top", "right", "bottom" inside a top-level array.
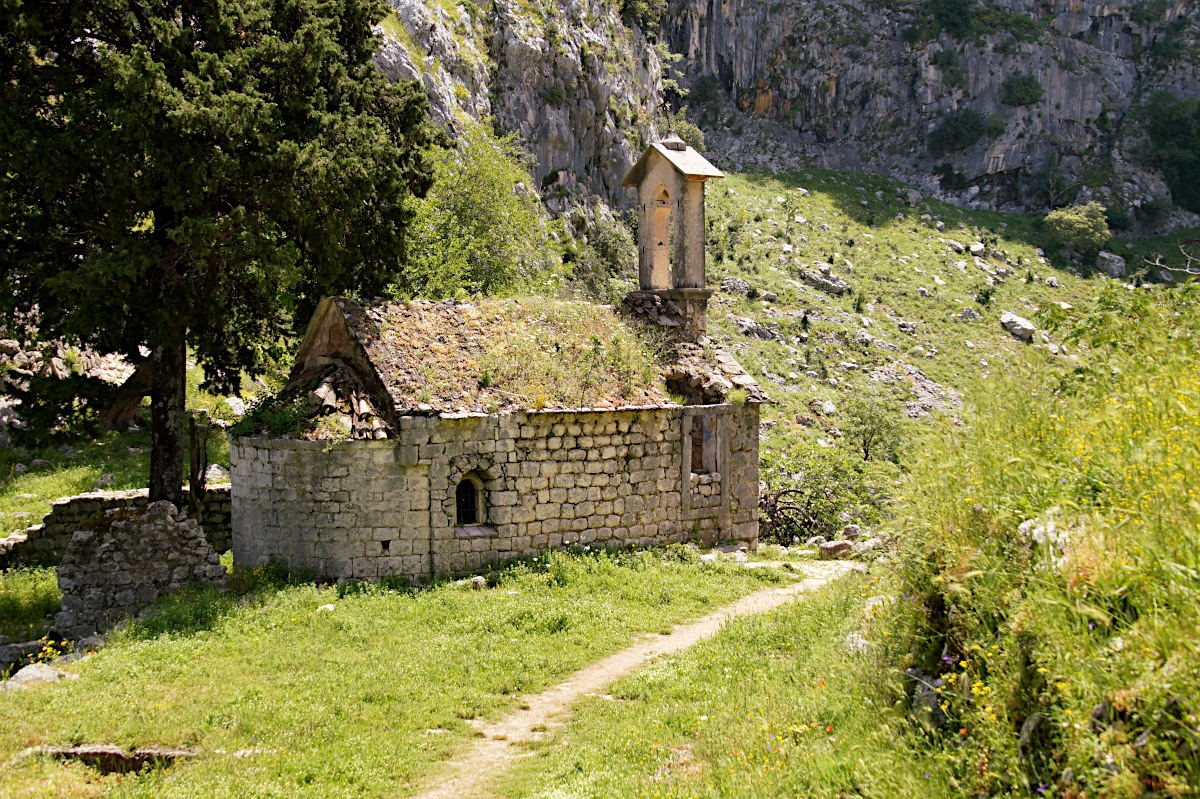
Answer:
[
  {"left": 621, "top": 136, "right": 725, "bottom": 187},
  {"left": 281, "top": 295, "right": 767, "bottom": 429}
]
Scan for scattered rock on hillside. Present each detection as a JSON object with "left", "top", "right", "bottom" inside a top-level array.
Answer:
[
  {"left": 10, "top": 663, "right": 77, "bottom": 686},
  {"left": 957, "top": 307, "right": 981, "bottom": 322},
  {"left": 721, "top": 275, "right": 752, "bottom": 295},
  {"left": 731, "top": 316, "right": 776, "bottom": 340},
  {"left": 1097, "top": 251, "right": 1127, "bottom": 278},
  {"left": 19, "top": 744, "right": 194, "bottom": 774},
  {"left": 1000, "top": 311, "right": 1036, "bottom": 341},
  {"left": 970, "top": 242, "right": 986, "bottom": 256},
  {"left": 820, "top": 540, "right": 852, "bottom": 558},
  {"left": 896, "top": 320, "right": 918, "bottom": 334},
  {"left": 800, "top": 263, "right": 850, "bottom": 296}
]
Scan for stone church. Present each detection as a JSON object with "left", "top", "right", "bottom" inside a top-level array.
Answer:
[{"left": 229, "top": 136, "right": 768, "bottom": 582}]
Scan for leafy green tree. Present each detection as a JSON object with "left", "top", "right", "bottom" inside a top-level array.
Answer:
[
  {"left": 399, "top": 120, "right": 562, "bottom": 299},
  {"left": 843, "top": 396, "right": 904, "bottom": 462},
  {"left": 759, "top": 440, "right": 878, "bottom": 541},
  {"left": 0, "top": 0, "right": 439, "bottom": 504},
  {"left": 1044, "top": 202, "right": 1111, "bottom": 259}
]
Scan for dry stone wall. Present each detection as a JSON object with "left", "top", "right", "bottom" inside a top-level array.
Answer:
[
  {"left": 1, "top": 487, "right": 231, "bottom": 568},
  {"left": 54, "top": 501, "right": 227, "bottom": 640},
  {"left": 231, "top": 404, "right": 760, "bottom": 583}
]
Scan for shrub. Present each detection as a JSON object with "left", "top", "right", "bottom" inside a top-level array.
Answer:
[
  {"left": 1104, "top": 206, "right": 1133, "bottom": 231},
  {"left": 759, "top": 440, "right": 878, "bottom": 542},
  {"left": 543, "top": 85, "right": 565, "bottom": 107},
  {"left": 567, "top": 216, "right": 637, "bottom": 303},
  {"left": 843, "top": 396, "right": 905, "bottom": 462},
  {"left": 400, "top": 120, "right": 562, "bottom": 298},
  {"left": 690, "top": 75, "right": 724, "bottom": 106},
  {"left": 620, "top": 0, "right": 667, "bottom": 30},
  {"left": 928, "top": 108, "right": 986, "bottom": 157},
  {"left": 1044, "top": 202, "right": 1111, "bottom": 257},
  {"left": 1000, "top": 72, "right": 1043, "bottom": 106},
  {"left": 934, "top": 162, "right": 970, "bottom": 190},
  {"left": 929, "top": 0, "right": 973, "bottom": 38},
  {"left": 931, "top": 47, "right": 966, "bottom": 87}
]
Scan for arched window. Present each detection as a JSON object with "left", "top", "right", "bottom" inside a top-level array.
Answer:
[{"left": 455, "top": 475, "right": 484, "bottom": 526}]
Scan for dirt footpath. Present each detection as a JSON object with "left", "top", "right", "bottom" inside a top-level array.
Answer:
[{"left": 412, "top": 560, "right": 860, "bottom": 799}]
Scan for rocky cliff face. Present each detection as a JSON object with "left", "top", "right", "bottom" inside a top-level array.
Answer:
[
  {"left": 663, "top": 0, "right": 1199, "bottom": 214},
  {"left": 374, "top": 0, "right": 1199, "bottom": 218},
  {"left": 374, "top": 0, "right": 666, "bottom": 211}
]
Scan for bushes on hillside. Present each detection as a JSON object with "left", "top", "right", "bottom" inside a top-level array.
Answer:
[
  {"left": 928, "top": 109, "right": 1004, "bottom": 157},
  {"left": 1044, "top": 201, "right": 1110, "bottom": 258},
  {"left": 1140, "top": 91, "right": 1200, "bottom": 213},
  {"left": 399, "top": 120, "right": 562, "bottom": 298},
  {"left": 1000, "top": 72, "right": 1043, "bottom": 106},
  {"left": 759, "top": 440, "right": 880, "bottom": 542}
]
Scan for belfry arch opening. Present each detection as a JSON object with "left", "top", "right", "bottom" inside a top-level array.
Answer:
[{"left": 650, "top": 184, "right": 672, "bottom": 289}]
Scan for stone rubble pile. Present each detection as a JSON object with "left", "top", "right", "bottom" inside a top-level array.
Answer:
[{"left": 54, "top": 501, "right": 227, "bottom": 640}]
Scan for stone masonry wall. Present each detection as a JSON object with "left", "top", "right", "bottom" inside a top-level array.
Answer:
[
  {"left": 0, "top": 486, "right": 232, "bottom": 569},
  {"left": 231, "top": 403, "right": 760, "bottom": 583},
  {"left": 54, "top": 501, "right": 227, "bottom": 640}
]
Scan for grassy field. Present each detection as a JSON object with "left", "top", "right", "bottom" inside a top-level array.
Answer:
[
  {"left": 496, "top": 570, "right": 949, "bottom": 798},
  {"left": 0, "top": 549, "right": 787, "bottom": 797},
  {"left": 0, "top": 364, "right": 248, "bottom": 541}
]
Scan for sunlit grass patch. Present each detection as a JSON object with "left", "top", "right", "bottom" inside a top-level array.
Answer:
[
  {"left": 498, "top": 571, "right": 953, "bottom": 799},
  {"left": 0, "top": 549, "right": 786, "bottom": 797},
  {"left": 0, "top": 566, "right": 61, "bottom": 643}
]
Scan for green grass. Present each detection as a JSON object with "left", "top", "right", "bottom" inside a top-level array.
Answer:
[
  {"left": 1, "top": 365, "right": 241, "bottom": 538},
  {"left": 497, "top": 571, "right": 953, "bottom": 798},
  {"left": 0, "top": 566, "right": 61, "bottom": 642},
  {"left": 0, "top": 549, "right": 787, "bottom": 797},
  {"left": 886, "top": 284, "right": 1200, "bottom": 795}
]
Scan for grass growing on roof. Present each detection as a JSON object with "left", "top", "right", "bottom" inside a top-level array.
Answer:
[{"left": 0, "top": 548, "right": 787, "bottom": 797}]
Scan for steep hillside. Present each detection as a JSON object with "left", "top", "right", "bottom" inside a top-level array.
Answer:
[
  {"left": 687, "top": 167, "right": 1200, "bottom": 451},
  {"left": 374, "top": 0, "right": 666, "bottom": 212}
]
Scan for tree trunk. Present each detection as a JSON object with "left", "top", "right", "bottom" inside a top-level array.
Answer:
[{"left": 149, "top": 336, "right": 186, "bottom": 506}]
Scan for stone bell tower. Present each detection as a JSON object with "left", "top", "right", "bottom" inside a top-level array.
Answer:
[{"left": 620, "top": 133, "right": 724, "bottom": 337}]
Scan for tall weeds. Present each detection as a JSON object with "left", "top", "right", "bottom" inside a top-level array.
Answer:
[{"left": 893, "top": 284, "right": 1200, "bottom": 796}]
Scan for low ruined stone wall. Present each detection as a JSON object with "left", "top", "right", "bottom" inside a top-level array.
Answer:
[
  {"left": 1, "top": 486, "right": 232, "bottom": 568},
  {"left": 231, "top": 404, "right": 760, "bottom": 583},
  {"left": 54, "top": 501, "right": 227, "bottom": 640}
]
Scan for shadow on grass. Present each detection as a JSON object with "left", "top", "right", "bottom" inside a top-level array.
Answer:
[{"left": 0, "top": 566, "right": 62, "bottom": 641}]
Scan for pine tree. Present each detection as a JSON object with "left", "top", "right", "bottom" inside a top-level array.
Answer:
[{"left": 1, "top": 0, "right": 440, "bottom": 504}]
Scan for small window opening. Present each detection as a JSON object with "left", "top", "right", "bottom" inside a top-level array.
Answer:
[
  {"left": 381, "top": 539, "right": 391, "bottom": 553},
  {"left": 691, "top": 415, "right": 718, "bottom": 475},
  {"left": 456, "top": 477, "right": 482, "bottom": 526}
]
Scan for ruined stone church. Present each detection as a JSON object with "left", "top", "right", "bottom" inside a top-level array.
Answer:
[{"left": 230, "top": 137, "right": 768, "bottom": 582}]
